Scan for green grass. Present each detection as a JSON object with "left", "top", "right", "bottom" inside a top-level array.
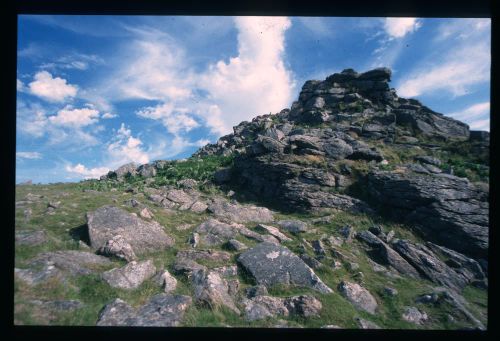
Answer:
[{"left": 14, "top": 172, "right": 487, "bottom": 328}]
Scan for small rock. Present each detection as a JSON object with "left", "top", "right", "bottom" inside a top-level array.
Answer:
[
  {"left": 139, "top": 207, "right": 153, "bottom": 219},
  {"left": 277, "top": 220, "right": 309, "bottom": 234},
  {"left": 310, "top": 215, "right": 335, "bottom": 225},
  {"left": 15, "top": 230, "right": 47, "bottom": 246},
  {"left": 245, "top": 285, "right": 269, "bottom": 298},
  {"left": 299, "top": 254, "right": 322, "bottom": 269},
  {"left": 176, "top": 224, "right": 192, "bottom": 231},
  {"left": 384, "top": 287, "right": 398, "bottom": 296},
  {"left": 355, "top": 317, "right": 381, "bottom": 329},
  {"left": 189, "top": 201, "right": 208, "bottom": 213},
  {"left": 338, "top": 281, "right": 378, "bottom": 314},
  {"left": 385, "top": 230, "right": 395, "bottom": 242},
  {"left": 255, "top": 224, "right": 292, "bottom": 242},
  {"left": 226, "top": 239, "right": 248, "bottom": 251},
  {"left": 160, "top": 270, "right": 178, "bottom": 293},
  {"left": 311, "top": 240, "right": 327, "bottom": 256},
  {"left": 284, "top": 295, "right": 322, "bottom": 318},
  {"left": 339, "top": 225, "right": 355, "bottom": 242},
  {"left": 189, "top": 232, "right": 200, "bottom": 248},
  {"left": 192, "top": 269, "right": 240, "bottom": 314},
  {"left": 101, "top": 260, "right": 156, "bottom": 290},
  {"left": 97, "top": 235, "right": 137, "bottom": 262},
  {"left": 402, "top": 306, "right": 428, "bottom": 325},
  {"left": 347, "top": 262, "right": 359, "bottom": 271}
]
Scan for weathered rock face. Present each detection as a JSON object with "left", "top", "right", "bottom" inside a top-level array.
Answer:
[
  {"left": 391, "top": 239, "right": 473, "bottom": 291},
  {"left": 193, "top": 67, "right": 473, "bottom": 215},
  {"left": 402, "top": 306, "right": 428, "bottom": 325},
  {"left": 238, "top": 242, "right": 333, "bottom": 294},
  {"left": 96, "top": 294, "right": 192, "bottom": 326},
  {"left": 366, "top": 171, "right": 488, "bottom": 259},
  {"left": 86, "top": 206, "right": 174, "bottom": 255},
  {"left": 15, "top": 230, "right": 47, "bottom": 246}
]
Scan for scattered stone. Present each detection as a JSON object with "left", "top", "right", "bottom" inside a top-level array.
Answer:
[
  {"left": 299, "top": 254, "right": 322, "bottom": 269},
  {"left": 355, "top": 317, "right": 381, "bottom": 329},
  {"left": 30, "top": 299, "right": 83, "bottom": 312},
  {"left": 241, "top": 295, "right": 288, "bottom": 321},
  {"left": 383, "top": 287, "right": 398, "bottom": 297},
  {"left": 139, "top": 207, "right": 153, "bottom": 219},
  {"left": 226, "top": 239, "right": 248, "bottom": 251},
  {"left": 178, "top": 178, "right": 198, "bottom": 189},
  {"left": 158, "top": 270, "right": 177, "bottom": 293},
  {"left": 245, "top": 285, "right": 269, "bottom": 298},
  {"left": 189, "top": 201, "right": 208, "bottom": 213},
  {"left": 311, "top": 239, "right": 327, "bottom": 256},
  {"left": 25, "top": 193, "right": 43, "bottom": 201},
  {"left": 277, "top": 220, "right": 308, "bottom": 234},
  {"left": 207, "top": 198, "right": 274, "bottom": 223},
  {"left": 311, "top": 215, "right": 335, "bottom": 225},
  {"left": 402, "top": 306, "right": 428, "bottom": 325},
  {"left": 97, "top": 235, "right": 137, "bottom": 262},
  {"left": 255, "top": 224, "right": 292, "bottom": 242},
  {"left": 191, "top": 269, "right": 240, "bottom": 314},
  {"left": 15, "top": 230, "right": 47, "bottom": 246},
  {"left": 385, "top": 230, "right": 395, "bottom": 243},
  {"left": 172, "top": 258, "right": 207, "bottom": 276},
  {"left": 96, "top": 294, "right": 192, "bottom": 326},
  {"left": 347, "top": 262, "right": 359, "bottom": 271},
  {"left": 23, "top": 208, "right": 32, "bottom": 222},
  {"left": 87, "top": 206, "right": 174, "bottom": 255},
  {"left": 338, "top": 281, "right": 378, "bottom": 314},
  {"left": 176, "top": 223, "right": 192, "bottom": 231},
  {"left": 124, "top": 199, "right": 140, "bottom": 207},
  {"left": 238, "top": 242, "right": 333, "bottom": 293},
  {"left": 101, "top": 260, "right": 156, "bottom": 290},
  {"left": 339, "top": 225, "right": 355, "bottom": 242},
  {"left": 15, "top": 251, "right": 112, "bottom": 285},
  {"left": 195, "top": 218, "right": 245, "bottom": 246},
  {"left": 283, "top": 295, "right": 322, "bottom": 318},
  {"left": 189, "top": 232, "right": 200, "bottom": 248},
  {"left": 176, "top": 249, "right": 231, "bottom": 263},
  {"left": 227, "top": 279, "right": 240, "bottom": 296},
  {"left": 213, "top": 265, "right": 238, "bottom": 278}
]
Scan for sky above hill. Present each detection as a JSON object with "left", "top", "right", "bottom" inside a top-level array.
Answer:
[{"left": 16, "top": 16, "right": 491, "bottom": 184}]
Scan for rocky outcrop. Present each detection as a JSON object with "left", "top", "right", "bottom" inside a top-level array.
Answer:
[
  {"left": 366, "top": 171, "right": 488, "bottom": 259},
  {"left": 238, "top": 242, "right": 333, "bottom": 294},
  {"left": 86, "top": 206, "right": 174, "bottom": 255},
  {"left": 207, "top": 198, "right": 274, "bottom": 223}
]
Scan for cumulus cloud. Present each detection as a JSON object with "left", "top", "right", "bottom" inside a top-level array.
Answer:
[
  {"left": 107, "top": 123, "right": 150, "bottom": 166},
  {"left": 102, "top": 112, "right": 118, "bottom": 119},
  {"left": 48, "top": 106, "right": 100, "bottom": 127},
  {"left": 16, "top": 152, "right": 42, "bottom": 159},
  {"left": 449, "top": 102, "right": 490, "bottom": 132},
  {"left": 136, "top": 103, "right": 199, "bottom": 135},
  {"left": 383, "top": 18, "right": 421, "bottom": 39},
  {"left": 65, "top": 163, "right": 110, "bottom": 179},
  {"left": 197, "top": 16, "right": 295, "bottom": 134},
  {"left": 28, "top": 71, "right": 78, "bottom": 102},
  {"left": 17, "top": 79, "right": 26, "bottom": 92}
]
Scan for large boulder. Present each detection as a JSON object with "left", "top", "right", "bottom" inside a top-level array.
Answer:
[
  {"left": 366, "top": 171, "right": 488, "bottom": 259},
  {"left": 237, "top": 242, "right": 333, "bottom": 294},
  {"left": 86, "top": 206, "right": 174, "bottom": 255},
  {"left": 14, "top": 251, "right": 112, "bottom": 286},
  {"left": 207, "top": 198, "right": 274, "bottom": 223},
  {"left": 96, "top": 294, "right": 192, "bottom": 326}
]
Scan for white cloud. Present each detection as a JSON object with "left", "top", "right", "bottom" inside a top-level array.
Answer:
[
  {"left": 397, "top": 43, "right": 490, "bottom": 98},
  {"left": 197, "top": 16, "right": 295, "bottom": 134},
  {"left": 383, "top": 18, "right": 421, "bottom": 39},
  {"left": 16, "top": 152, "right": 42, "bottom": 159},
  {"left": 435, "top": 18, "right": 490, "bottom": 42},
  {"left": 17, "top": 79, "right": 26, "bottom": 92},
  {"left": 468, "top": 118, "right": 490, "bottom": 131},
  {"left": 102, "top": 112, "right": 118, "bottom": 119},
  {"left": 49, "top": 106, "right": 100, "bottom": 127},
  {"left": 107, "top": 123, "right": 150, "bottom": 166},
  {"left": 65, "top": 163, "right": 110, "bottom": 179},
  {"left": 449, "top": 102, "right": 490, "bottom": 132},
  {"left": 28, "top": 71, "right": 78, "bottom": 102},
  {"left": 16, "top": 100, "right": 48, "bottom": 137},
  {"left": 136, "top": 103, "right": 199, "bottom": 135},
  {"left": 39, "top": 53, "right": 104, "bottom": 71}
]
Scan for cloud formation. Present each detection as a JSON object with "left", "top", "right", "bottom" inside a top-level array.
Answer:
[
  {"left": 65, "top": 163, "right": 110, "bottom": 179},
  {"left": 107, "top": 123, "right": 150, "bottom": 166},
  {"left": 449, "top": 101, "right": 490, "bottom": 131},
  {"left": 136, "top": 103, "right": 199, "bottom": 135},
  {"left": 16, "top": 152, "right": 42, "bottom": 159},
  {"left": 49, "top": 106, "right": 100, "bottom": 127},
  {"left": 383, "top": 18, "right": 421, "bottom": 39},
  {"left": 28, "top": 71, "right": 78, "bottom": 102}
]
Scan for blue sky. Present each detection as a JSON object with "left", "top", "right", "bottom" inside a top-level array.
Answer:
[{"left": 16, "top": 16, "right": 491, "bottom": 184}]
